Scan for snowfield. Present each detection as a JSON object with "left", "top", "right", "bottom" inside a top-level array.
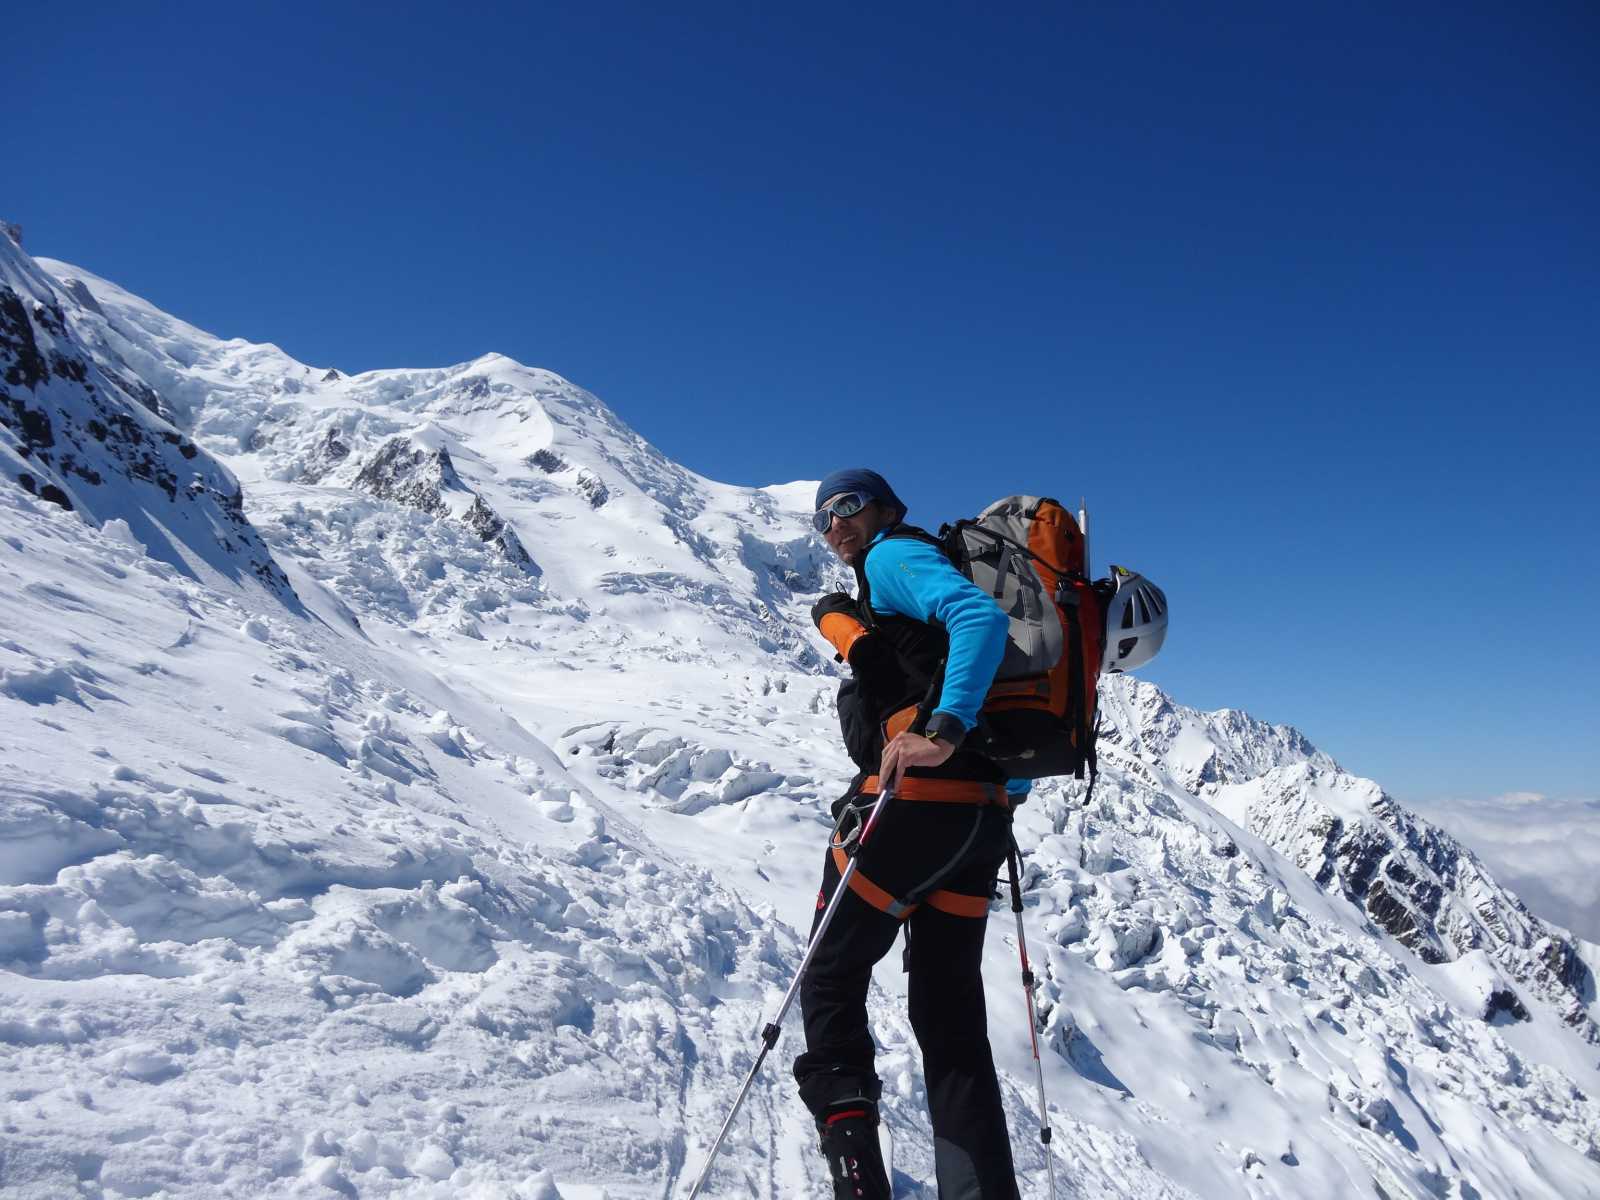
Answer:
[{"left": 2, "top": 227, "right": 1598, "bottom": 1198}]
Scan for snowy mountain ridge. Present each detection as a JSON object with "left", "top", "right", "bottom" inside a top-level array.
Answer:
[
  {"left": 32, "top": 250, "right": 841, "bottom": 671},
  {"left": 0, "top": 232, "right": 295, "bottom": 607},
  {"left": 2, "top": 227, "right": 1597, "bottom": 1199}
]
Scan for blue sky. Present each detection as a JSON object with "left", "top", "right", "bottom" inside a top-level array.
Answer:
[{"left": 6, "top": 2, "right": 1596, "bottom": 804}]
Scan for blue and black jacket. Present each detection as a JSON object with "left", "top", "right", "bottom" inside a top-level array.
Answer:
[{"left": 815, "top": 524, "right": 1025, "bottom": 793}]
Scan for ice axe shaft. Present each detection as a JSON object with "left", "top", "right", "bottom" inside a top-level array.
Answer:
[{"left": 685, "top": 785, "right": 898, "bottom": 1198}]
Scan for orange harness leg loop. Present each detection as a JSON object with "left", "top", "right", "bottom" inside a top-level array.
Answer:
[
  {"left": 924, "top": 889, "right": 992, "bottom": 919},
  {"left": 831, "top": 847, "right": 991, "bottom": 921},
  {"left": 833, "top": 845, "right": 916, "bottom": 918}
]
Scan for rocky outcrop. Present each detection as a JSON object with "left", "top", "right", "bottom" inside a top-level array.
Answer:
[
  {"left": 465, "top": 494, "right": 539, "bottom": 574},
  {"left": 353, "top": 437, "right": 461, "bottom": 517},
  {"left": 299, "top": 426, "right": 351, "bottom": 483},
  {"left": 525, "top": 447, "right": 608, "bottom": 507},
  {"left": 355, "top": 437, "right": 536, "bottom": 573},
  {"left": 575, "top": 469, "right": 608, "bottom": 508},
  {"left": 527, "top": 448, "right": 566, "bottom": 473},
  {"left": 0, "top": 239, "right": 297, "bottom": 603},
  {"left": 1485, "top": 986, "right": 1531, "bottom": 1024}
]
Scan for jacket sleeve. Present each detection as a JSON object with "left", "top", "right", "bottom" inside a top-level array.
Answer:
[{"left": 864, "top": 538, "right": 1010, "bottom": 731}]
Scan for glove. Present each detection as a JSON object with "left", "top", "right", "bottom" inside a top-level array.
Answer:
[
  {"left": 811, "top": 592, "right": 856, "bottom": 627},
  {"left": 812, "top": 593, "right": 870, "bottom": 664}
]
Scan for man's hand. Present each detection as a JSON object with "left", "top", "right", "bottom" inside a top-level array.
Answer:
[{"left": 878, "top": 731, "right": 955, "bottom": 795}]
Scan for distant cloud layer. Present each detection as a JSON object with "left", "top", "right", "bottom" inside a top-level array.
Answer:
[{"left": 1408, "top": 793, "right": 1600, "bottom": 944}]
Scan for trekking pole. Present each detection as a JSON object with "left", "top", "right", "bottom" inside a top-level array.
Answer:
[
  {"left": 685, "top": 784, "right": 899, "bottom": 1198},
  {"left": 1006, "top": 840, "right": 1057, "bottom": 1200}
]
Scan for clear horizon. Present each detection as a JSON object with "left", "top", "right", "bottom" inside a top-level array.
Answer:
[{"left": 6, "top": 1, "right": 1596, "bottom": 807}]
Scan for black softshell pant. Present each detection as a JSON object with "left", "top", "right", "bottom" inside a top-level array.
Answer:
[{"left": 793, "top": 799, "right": 1022, "bottom": 1200}]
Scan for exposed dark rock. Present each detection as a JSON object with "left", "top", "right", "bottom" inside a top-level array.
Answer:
[
  {"left": 465, "top": 494, "right": 540, "bottom": 574},
  {"left": 464, "top": 493, "right": 504, "bottom": 543},
  {"left": 354, "top": 437, "right": 536, "bottom": 572},
  {"left": 161, "top": 430, "right": 198, "bottom": 459},
  {"left": 576, "top": 469, "right": 609, "bottom": 508},
  {"left": 522, "top": 447, "right": 606, "bottom": 507},
  {"left": 31, "top": 297, "right": 67, "bottom": 339},
  {"left": 353, "top": 438, "right": 460, "bottom": 518},
  {"left": 38, "top": 483, "right": 72, "bottom": 510},
  {"left": 1, "top": 287, "right": 50, "bottom": 390},
  {"left": 300, "top": 427, "right": 352, "bottom": 483},
  {"left": 69, "top": 460, "right": 104, "bottom": 487},
  {"left": 1541, "top": 936, "right": 1588, "bottom": 992},
  {"left": 321, "top": 368, "right": 343, "bottom": 382},
  {"left": 1536, "top": 938, "right": 1597, "bottom": 1029},
  {"left": 48, "top": 351, "right": 87, "bottom": 383},
  {"left": 1, "top": 220, "right": 20, "bottom": 247},
  {"left": 2, "top": 392, "right": 55, "bottom": 450},
  {"left": 1483, "top": 987, "right": 1530, "bottom": 1025},
  {"left": 528, "top": 448, "right": 567, "bottom": 473},
  {"left": 1337, "top": 829, "right": 1384, "bottom": 896}
]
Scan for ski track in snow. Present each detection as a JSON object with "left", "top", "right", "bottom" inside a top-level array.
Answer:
[{"left": 1, "top": 235, "right": 1598, "bottom": 1198}]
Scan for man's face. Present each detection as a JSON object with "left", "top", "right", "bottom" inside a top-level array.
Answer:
[{"left": 820, "top": 495, "right": 893, "bottom": 566}]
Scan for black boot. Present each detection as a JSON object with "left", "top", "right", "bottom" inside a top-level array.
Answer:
[{"left": 817, "top": 1099, "right": 891, "bottom": 1200}]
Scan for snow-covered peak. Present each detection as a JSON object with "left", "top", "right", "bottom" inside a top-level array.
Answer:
[
  {"left": 1097, "top": 674, "right": 1336, "bottom": 791},
  {"left": 33, "top": 254, "right": 848, "bottom": 669}
]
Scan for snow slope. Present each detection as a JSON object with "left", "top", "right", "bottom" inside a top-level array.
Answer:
[{"left": 2, "top": 229, "right": 1597, "bottom": 1199}]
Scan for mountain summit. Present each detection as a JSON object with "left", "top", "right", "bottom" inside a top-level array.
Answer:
[{"left": 3, "top": 233, "right": 1597, "bottom": 1198}]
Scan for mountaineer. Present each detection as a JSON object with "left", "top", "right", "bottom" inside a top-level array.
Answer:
[
  {"left": 795, "top": 467, "right": 1023, "bottom": 1200},
  {"left": 688, "top": 471, "right": 1166, "bottom": 1200}
]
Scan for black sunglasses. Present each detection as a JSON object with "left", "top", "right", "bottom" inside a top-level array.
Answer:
[{"left": 812, "top": 491, "right": 870, "bottom": 533}]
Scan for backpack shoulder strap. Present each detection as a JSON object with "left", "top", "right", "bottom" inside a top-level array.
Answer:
[
  {"left": 854, "top": 523, "right": 945, "bottom": 623},
  {"left": 884, "top": 523, "right": 944, "bottom": 550}
]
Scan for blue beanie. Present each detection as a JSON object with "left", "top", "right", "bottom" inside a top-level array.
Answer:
[{"left": 816, "top": 468, "right": 907, "bottom": 521}]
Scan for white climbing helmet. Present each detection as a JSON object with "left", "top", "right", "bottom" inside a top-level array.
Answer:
[{"left": 1102, "top": 566, "right": 1168, "bottom": 673}]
